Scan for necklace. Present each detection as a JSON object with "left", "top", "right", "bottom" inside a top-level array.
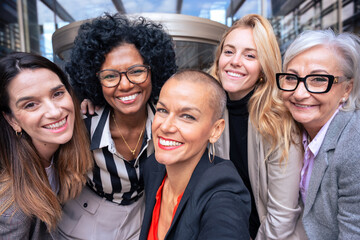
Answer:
[{"left": 112, "top": 112, "right": 145, "bottom": 157}]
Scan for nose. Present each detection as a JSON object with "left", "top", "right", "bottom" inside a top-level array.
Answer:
[
  {"left": 293, "top": 82, "right": 311, "bottom": 99},
  {"left": 159, "top": 114, "right": 177, "bottom": 133},
  {"left": 44, "top": 100, "right": 62, "bottom": 119},
  {"left": 117, "top": 73, "right": 134, "bottom": 91},
  {"left": 230, "top": 53, "right": 242, "bottom": 67}
]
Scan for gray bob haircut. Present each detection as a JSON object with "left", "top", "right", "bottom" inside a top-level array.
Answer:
[{"left": 283, "top": 29, "right": 360, "bottom": 111}]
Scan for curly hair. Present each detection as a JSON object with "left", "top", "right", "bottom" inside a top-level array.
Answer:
[{"left": 66, "top": 13, "right": 177, "bottom": 106}]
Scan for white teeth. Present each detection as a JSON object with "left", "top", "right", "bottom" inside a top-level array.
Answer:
[
  {"left": 159, "top": 138, "right": 182, "bottom": 147},
  {"left": 295, "top": 103, "right": 312, "bottom": 108},
  {"left": 118, "top": 93, "right": 139, "bottom": 101},
  {"left": 45, "top": 118, "right": 66, "bottom": 129},
  {"left": 227, "top": 71, "right": 243, "bottom": 77}
]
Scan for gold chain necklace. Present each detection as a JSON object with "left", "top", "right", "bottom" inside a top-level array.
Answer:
[{"left": 112, "top": 112, "right": 145, "bottom": 157}]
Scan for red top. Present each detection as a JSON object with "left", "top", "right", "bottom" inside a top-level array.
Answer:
[{"left": 147, "top": 175, "right": 184, "bottom": 240}]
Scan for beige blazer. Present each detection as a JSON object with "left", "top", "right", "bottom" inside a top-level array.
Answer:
[{"left": 215, "top": 109, "right": 307, "bottom": 240}]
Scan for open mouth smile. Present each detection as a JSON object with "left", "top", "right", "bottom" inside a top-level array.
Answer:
[
  {"left": 117, "top": 93, "right": 139, "bottom": 102},
  {"left": 293, "top": 102, "right": 314, "bottom": 108},
  {"left": 44, "top": 117, "right": 67, "bottom": 130},
  {"left": 158, "top": 137, "right": 183, "bottom": 150},
  {"left": 226, "top": 71, "right": 245, "bottom": 78}
]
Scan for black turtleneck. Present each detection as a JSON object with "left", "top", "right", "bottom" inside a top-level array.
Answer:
[{"left": 227, "top": 89, "right": 260, "bottom": 239}]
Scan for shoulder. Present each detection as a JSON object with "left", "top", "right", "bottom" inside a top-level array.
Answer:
[
  {"left": 0, "top": 197, "right": 32, "bottom": 238},
  {"left": 195, "top": 157, "right": 248, "bottom": 197},
  {"left": 332, "top": 110, "right": 360, "bottom": 152},
  {"left": 342, "top": 110, "right": 360, "bottom": 136}
]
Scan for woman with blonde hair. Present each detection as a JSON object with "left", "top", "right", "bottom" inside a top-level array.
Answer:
[
  {"left": 210, "top": 14, "right": 306, "bottom": 239},
  {"left": 0, "top": 52, "right": 93, "bottom": 239}
]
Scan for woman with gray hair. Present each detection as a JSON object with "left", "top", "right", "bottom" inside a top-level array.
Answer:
[{"left": 276, "top": 29, "right": 360, "bottom": 239}]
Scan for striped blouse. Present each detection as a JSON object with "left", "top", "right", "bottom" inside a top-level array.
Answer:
[{"left": 84, "top": 104, "right": 155, "bottom": 205}]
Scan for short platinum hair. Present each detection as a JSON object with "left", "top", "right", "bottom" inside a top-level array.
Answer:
[
  {"left": 283, "top": 29, "right": 360, "bottom": 111},
  {"left": 169, "top": 69, "right": 227, "bottom": 121}
]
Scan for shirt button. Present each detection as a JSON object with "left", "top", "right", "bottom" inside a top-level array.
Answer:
[{"left": 83, "top": 203, "right": 88, "bottom": 208}]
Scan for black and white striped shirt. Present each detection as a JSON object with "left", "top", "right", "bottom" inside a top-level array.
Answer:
[{"left": 84, "top": 104, "right": 155, "bottom": 205}]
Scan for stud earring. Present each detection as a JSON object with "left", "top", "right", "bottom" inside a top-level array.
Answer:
[
  {"left": 15, "top": 130, "right": 22, "bottom": 138},
  {"left": 342, "top": 97, "right": 346, "bottom": 103}
]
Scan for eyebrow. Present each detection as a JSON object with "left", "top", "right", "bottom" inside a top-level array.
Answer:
[
  {"left": 157, "top": 101, "right": 202, "bottom": 114},
  {"left": 287, "top": 68, "right": 331, "bottom": 75},
  {"left": 223, "top": 44, "right": 257, "bottom": 52},
  {"left": 15, "top": 84, "right": 65, "bottom": 107}
]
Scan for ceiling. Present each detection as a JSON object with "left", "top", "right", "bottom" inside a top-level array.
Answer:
[{"left": 40, "top": 0, "right": 234, "bottom": 25}]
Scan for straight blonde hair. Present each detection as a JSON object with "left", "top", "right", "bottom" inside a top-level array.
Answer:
[{"left": 210, "top": 14, "right": 299, "bottom": 163}]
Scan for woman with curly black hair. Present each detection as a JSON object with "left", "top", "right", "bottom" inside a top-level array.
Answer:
[{"left": 58, "top": 13, "right": 177, "bottom": 240}]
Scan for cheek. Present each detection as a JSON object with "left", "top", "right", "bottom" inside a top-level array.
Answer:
[
  {"left": 218, "top": 56, "right": 227, "bottom": 70},
  {"left": 248, "top": 63, "right": 261, "bottom": 78},
  {"left": 281, "top": 93, "right": 292, "bottom": 106},
  {"left": 143, "top": 81, "right": 152, "bottom": 94},
  {"left": 151, "top": 114, "right": 165, "bottom": 134},
  {"left": 140, "top": 79, "right": 152, "bottom": 100},
  {"left": 102, "top": 86, "right": 112, "bottom": 96}
]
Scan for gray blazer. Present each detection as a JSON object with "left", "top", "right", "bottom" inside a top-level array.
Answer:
[
  {"left": 0, "top": 188, "right": 57, "bottom": 240},
  {"left": 303, "top": 109, "right": 360, "bottom": 239}
]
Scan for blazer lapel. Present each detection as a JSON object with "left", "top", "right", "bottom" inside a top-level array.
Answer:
[
  {"left": 142, "top": 161, "right": 166, "bottom": 239},
  {"left": 165, "top": 151, "right": 212, "bottom": 238},
  {"left": 304, "top": 110, "right": 352, "bottom": 216}
]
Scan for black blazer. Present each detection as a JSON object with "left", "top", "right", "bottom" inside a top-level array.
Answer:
[{"left": 140, "top": 150, "right": 251, "bottom": 240}]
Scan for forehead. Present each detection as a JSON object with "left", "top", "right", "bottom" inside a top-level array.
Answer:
[
  {"left": 160, "top": 78, "right": 211, "bottom": 107},
  {"left": 287, "top": 45, "right": 341, "bottom": 74},
  {"left": 224, "top": 27, "right": 255, "bottom": 48},
  {"left": 103, "top": 44, "right": 143, "bottom": 66},
  {"left": 8, "top": 68, "right": 62, "bottom": 100}
]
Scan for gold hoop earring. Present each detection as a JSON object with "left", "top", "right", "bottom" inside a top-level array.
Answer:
[
  {"left": 15, "top": 130, "right": 22, "bottom": 138},
  {"left": 208, "top": 142, "right": 215, "bottom": 163}
]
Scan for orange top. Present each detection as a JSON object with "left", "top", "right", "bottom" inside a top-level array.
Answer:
[{"left": 147, "top": 175, "right": 184, "bottom": 240}]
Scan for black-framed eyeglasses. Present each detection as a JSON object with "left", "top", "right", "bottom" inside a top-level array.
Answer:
[
  {"left": 97, "top": 64, "right": 151, "bottom": 88},
  {"left": 276, "top": 73, "right": 349, "bottom": 93}
]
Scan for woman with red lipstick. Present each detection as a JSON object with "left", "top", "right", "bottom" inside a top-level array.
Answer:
[
  {"left": 139, "top": 70, "right": 251, "bottom": 240},
  {"left": 209, "top": 14, "right": 306, "bottom": 239},
  {"left": 0, "top": 52, "right": 93, "bottom": 239},
  {"left": 58, "top": 13, "right": 177, "bottom": 239},
  {"left": 277, "top": 29, "right": 360, "bottom": 239}
]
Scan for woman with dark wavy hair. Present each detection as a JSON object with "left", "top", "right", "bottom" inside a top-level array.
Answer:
[
  {"left": 58, "top": 13, "right": 177, "bottom": 239},
  {"left": 0, "top": 52, "right": 93, "bottom": 239}
]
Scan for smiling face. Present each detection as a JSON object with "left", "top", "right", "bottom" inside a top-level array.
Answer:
[
  {"left": 282, "top": 45, "right": 353, "bottom": 138},
  {"left": 5, "top": 68, "right": 75, "bottom": 157},
  {"left": 152, "top": 77, "right": 224, "bottom": 167},
  {"left": 218, "top": 27, "right": 262, "bottom": 100},
  {"left": 100, "top": 43, "right": 152, "bottom": 116}
]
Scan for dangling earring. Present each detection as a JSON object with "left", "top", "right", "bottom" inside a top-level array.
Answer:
[
  {"left": 15, "top": 130, "right": 22, "bottom": 138},
  {"left": 208, "top": 142, "right": 215, "bottom": 163}
]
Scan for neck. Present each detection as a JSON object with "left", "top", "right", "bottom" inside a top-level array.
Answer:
[
  {"left": 112, "top": 105, "right": 148, "bottom": 129},
  {"left": 34, "top": 142, "right": 58, "bottom": 168},
  {"left": 304, "top": 128, "right": 319, "bottom": 142},
  {"left": 165, "top": 168, "right": 191, "bottom": 197},
  {"left": 164, "top": 154, "right": 202, "bottom": 196},
  {"left": 227, "top": 86, "right": 255, "bottom": 101}
]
